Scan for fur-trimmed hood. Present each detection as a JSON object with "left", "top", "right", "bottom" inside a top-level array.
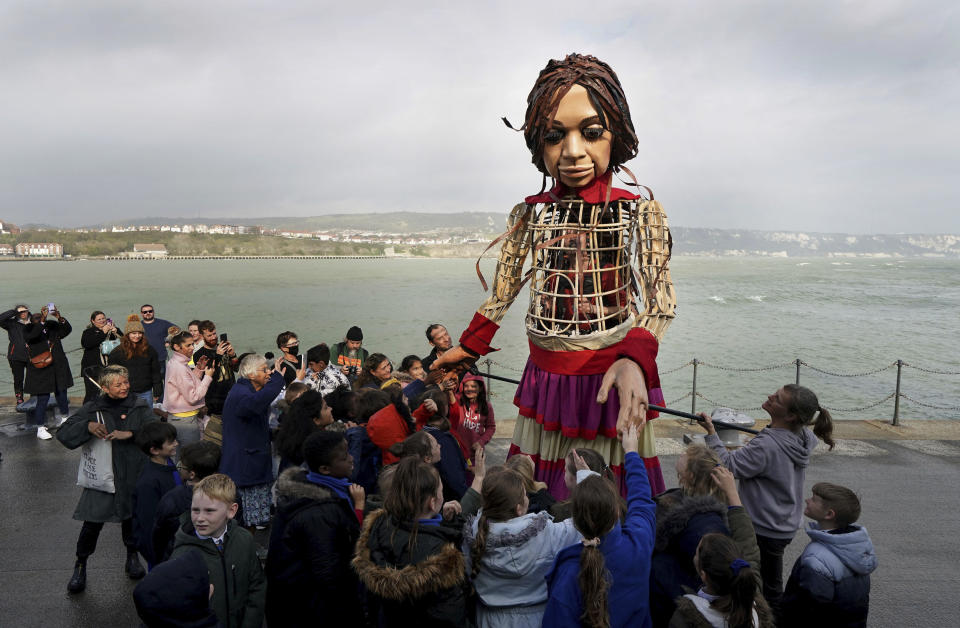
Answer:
[
  {"left": 671, "top": 593, "right": 773, "bottom": 628},
  {"left": 351, "top": 508, "right": 466, "bottom": 601},
  {"left": 655, "top": 490, "right": 729, "bottom": 554},
  {"left": 275, "top": 467, "right": 334, "bottom": 504}
]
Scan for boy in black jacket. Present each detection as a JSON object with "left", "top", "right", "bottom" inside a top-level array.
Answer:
[
  {"left": 266, "top": 430, "right": 366, "bottom": 627},
  {"left": 132, "top": 421, "right": 180, "bottom": 568},
  {"left": 151, "top": 440, "right": 221, "bottom": 564}
]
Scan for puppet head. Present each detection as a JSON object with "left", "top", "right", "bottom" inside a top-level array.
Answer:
[{"left": 516, "top": 53, "right": 638, "bottom": 181}]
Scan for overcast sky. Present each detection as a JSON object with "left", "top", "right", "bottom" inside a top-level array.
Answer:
[{"left": 1, "top": 0, "right": 957, "bottom": 233}]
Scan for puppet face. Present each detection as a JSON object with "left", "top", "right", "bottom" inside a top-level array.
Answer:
[{"left": 542, "top": 84, "right": 612, "bottom": 188}]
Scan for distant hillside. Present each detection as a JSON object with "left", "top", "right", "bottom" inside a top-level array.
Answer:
[
  {"left": 11, "top": 212, "right": 960, "bottom": 258},
  {"left": 672, "top": 228, "right": 960, "bottom": 258},
  {"left": 67, "top": 212, "right": 509, "bottom": 235}
]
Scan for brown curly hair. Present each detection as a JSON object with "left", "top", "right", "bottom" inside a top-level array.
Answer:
[{"left": 511, "top": 53, "right": 639, "bottom": 176}]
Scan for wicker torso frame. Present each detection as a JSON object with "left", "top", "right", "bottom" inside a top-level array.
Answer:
[{"left": 477, "top": 195, "right": 676, "bottom": 349}]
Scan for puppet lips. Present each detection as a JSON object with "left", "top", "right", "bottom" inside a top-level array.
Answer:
[{"left": 560, "top": 166, "right": 594, "bottom": 176}]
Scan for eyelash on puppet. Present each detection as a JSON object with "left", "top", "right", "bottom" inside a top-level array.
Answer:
[{"left": 544, "top": 126, "right": 606, "bottom": 144}]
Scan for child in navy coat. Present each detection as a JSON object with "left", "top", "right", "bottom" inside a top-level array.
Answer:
[{"left": 132, "top": 421, "right": 181, "bottom": 567}]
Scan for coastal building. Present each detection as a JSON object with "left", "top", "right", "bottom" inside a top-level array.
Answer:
[
  {"left": 0, "top": 244, "right": 14, "bottom": 256},
  {"left": 15, "top": 242, "right": 63, "bottom": 257},
  {"left": 122, "top": 243, "right": 168, "bottom": 259}
]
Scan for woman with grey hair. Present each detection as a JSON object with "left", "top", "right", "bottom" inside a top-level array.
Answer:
[
  {"left": 56, "top": 365, "right": 157, "bottom": 593},
  {"left": 220, "top": 354, "right": 285, "bottom": 530}
]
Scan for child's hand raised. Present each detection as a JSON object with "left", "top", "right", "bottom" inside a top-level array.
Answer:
[
  {"left": 620, "top": 423, "right": 643, "bottom": 454},
  {"left": 571, "top": 449, "right": 590, "bottom": 472},
  {"left": 349, "top": 484, "right": 366, "bottom": 512},
  {"left": 710, "top": 465, "right": 741, "bottom": 506},
  {"left": 441, "top": 500, "right": 462, "bottom": 520}
]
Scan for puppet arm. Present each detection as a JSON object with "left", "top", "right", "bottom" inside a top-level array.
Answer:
[{"left": 459, "top": 203, "right": 533, "bottom": 356}]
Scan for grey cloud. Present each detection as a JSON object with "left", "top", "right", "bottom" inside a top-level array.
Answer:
[{"left": 0, "top": 0, "right": 956, "bottom": 232}]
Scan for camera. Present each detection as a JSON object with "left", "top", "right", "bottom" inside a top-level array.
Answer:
[
  {"left": 348, "top": 366, "right": 358, "bottom": 376},
  {"left": 220, "top": 333, "right": 228, "bottom": 343}
]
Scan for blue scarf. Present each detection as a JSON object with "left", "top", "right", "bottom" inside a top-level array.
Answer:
[
  {"left": 418, "top": 513, "right": 443, "bottom": 527},
  {"left": 305, "top": 471, "right": 354, "bottom": 508}
]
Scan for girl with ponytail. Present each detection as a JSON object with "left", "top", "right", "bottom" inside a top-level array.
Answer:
[
  {"left": 544, "top": 424, "right": 657, "bottom": 627},
  {"left": 351, "top": 457, "right": 470, "bottom": 627},
  {"left": 669, "top": 533, "right": 773, "bottom": 627},
  {"left": 464, "top": 466, "right": 581, "bottom": 627},
  {"left": 696, "top": 384, "right": 833, "bottom": 612}
]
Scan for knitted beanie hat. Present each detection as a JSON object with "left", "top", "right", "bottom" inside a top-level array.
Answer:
[
  {"left": 346, "top": 326, "right": 363, "bottom": 341},
  {"left": 125, "top": 313, "right": 145, "bottom": 334}
]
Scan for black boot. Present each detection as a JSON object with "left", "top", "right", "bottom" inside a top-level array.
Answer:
[
  {"left": 67, "top": 560, "right": 87, "bottom": 593},
  {"left": 125, "top": 550, "right": 145, "bottom": 580}
]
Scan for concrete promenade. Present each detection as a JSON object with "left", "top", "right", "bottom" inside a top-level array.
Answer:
[{"left": 1, "top": 406, "right": 958, "bottom": 627}]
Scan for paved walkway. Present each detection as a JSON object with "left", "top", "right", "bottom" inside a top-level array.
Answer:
[{"left": 1, "top": 407, "right": 957, "bottom": 627}]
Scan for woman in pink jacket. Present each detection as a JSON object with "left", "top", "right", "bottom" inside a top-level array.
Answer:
[{"left": 163, "top": 331, "right": 214, "bottom": 447}]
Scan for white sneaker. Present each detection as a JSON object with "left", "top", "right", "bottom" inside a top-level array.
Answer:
[
  {"left": 37, "top": 426, "right": 53, "bottom": 440},
  {"left": 57, "top": 413, "right": 70, "bottom": 427}
]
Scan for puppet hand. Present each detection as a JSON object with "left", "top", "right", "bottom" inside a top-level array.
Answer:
[
  {"left": 429, "top": 345, "right": 477, "bottom": 375},
  {"left": 597, "top": 358, "right": 648, "bottom": 435}
]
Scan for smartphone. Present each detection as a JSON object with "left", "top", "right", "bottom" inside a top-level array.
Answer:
[
  {"left": 106, "top": 318, "right": 112, "bottom": 326},
  {"left": 219, "top": 333, "right": 228, "bottom": 343},
  {"left": 47, "top": 302, "right": 56, "bottom": 313}
]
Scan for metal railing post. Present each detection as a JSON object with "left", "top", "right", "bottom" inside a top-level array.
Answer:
[
  {"left": 689, "top": 358, "right": 699, "bottom": 421},
  {"left": 795, "top": 358, "right": 801, "bottom": 385},
  {"left": 893, "top": 359, "right": 902, "bottom": 426},
  {"left": 484, "top": 359, "right": 492, "bottom": 397}
]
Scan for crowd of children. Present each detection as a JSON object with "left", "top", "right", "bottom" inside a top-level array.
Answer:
[{"left": 46, "top": 314, "right": 877, "bottom": 628}]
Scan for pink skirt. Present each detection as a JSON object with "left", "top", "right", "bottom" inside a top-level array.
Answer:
[{"left": 508, "top": 358, "right": 666, "bottom": 500}]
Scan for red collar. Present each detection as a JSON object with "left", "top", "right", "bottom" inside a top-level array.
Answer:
[{"left": 524, "top": 171, "right": 642, "bottom": 204}]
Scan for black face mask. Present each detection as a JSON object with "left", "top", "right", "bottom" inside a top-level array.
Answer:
[{"left": 286, "top": 345, "right": 300, "bottom": 356}]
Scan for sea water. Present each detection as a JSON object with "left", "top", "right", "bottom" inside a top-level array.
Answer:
[{"left": 2, "top": 256, "right": 957, "bottom": 420}]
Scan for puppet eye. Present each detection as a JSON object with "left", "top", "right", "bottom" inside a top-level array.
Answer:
[
  {"left": 544, "top": 129, "right": 564, "bottom": 144},
  {"left": 582, "top": 126, "right": 605, "bottom": 141}
]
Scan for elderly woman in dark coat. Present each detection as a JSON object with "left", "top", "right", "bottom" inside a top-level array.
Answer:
[
  {"left": 56, "top": 365, "right": 157, "bottom": 593},
  {"left": 220, "top": 353, "right": 285, "bottom": 529},
  {"left": 23, "top": 305, "right": 74, "bottom": 438}
]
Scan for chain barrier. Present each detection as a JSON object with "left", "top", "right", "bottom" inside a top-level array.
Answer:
[
  {"left": 692, "top": 392, "right": 764, "bottom": 412},
  {"left": 697, "top": 360, "right": 794, "bottom": 373},
  {"left": 664, "top": 391, "right": 692, "bottom": 406},
  {"left": 482, "top": 358, "right": 524, "bottom": 373},
  {"left": 821, "top": 393, "right": 897, "bottom": 413},
  {"left": 898, "top": 394, "right": 960, "bottom": 411},
  {"left": 660, "top": 361, "right": 693, "bottom": 375},
  {"left": 901, "top": 362, "right": 960, "bottom": 376},
  {"left": 798, "top": 360, "right": 896, "bottom": 378}
]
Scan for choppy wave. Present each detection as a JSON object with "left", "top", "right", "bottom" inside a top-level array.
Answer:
[
  {"left": 747, "top": 295, "right": 765, "bottom": 302},
  {"left": 709, "top": 296, "right": 726, "bottom": 304}
]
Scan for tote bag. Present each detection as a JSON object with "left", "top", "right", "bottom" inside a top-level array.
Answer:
[{"left": 77, "top": 412, "right": 116, "bottom": 493}]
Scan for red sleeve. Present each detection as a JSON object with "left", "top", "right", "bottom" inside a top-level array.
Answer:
[
  {"left": 616, "top": 328, "right": 661, "bottom": 392},
  {"left": 478, "top": 406, "right": 496, "bottom": 446},
  {"left": 448, "top": 400, "right": 463, "bottom": 430},
  {"left": 459, "top": 312, "right": 500, "bottom": 356},
  {"left": 354, "top": 509, "right": 364, "bottom": 524},
  {"left": 412, "top": 403, "right": 432, "bottom": 431}
]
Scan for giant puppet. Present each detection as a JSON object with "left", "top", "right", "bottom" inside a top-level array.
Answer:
[{"left": 434, "top": 54, "right": 676, "bottom": 497}]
